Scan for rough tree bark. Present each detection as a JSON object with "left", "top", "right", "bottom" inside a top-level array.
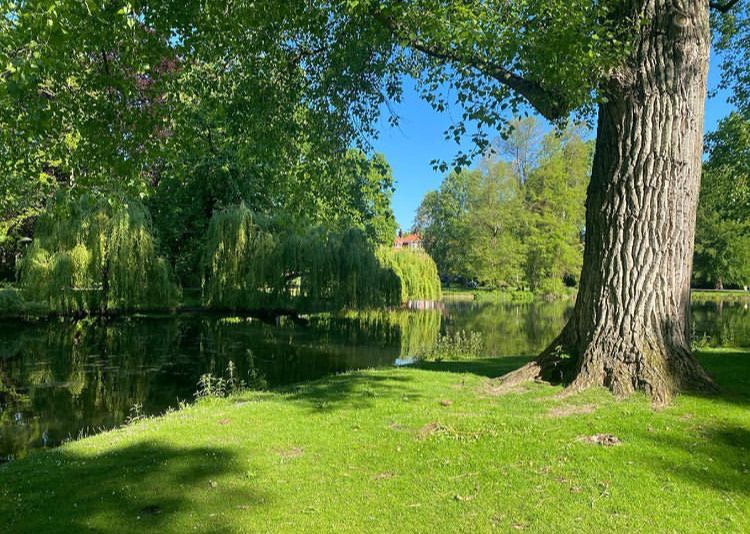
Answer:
[{"left": 499, "top": 0, "right": 717, "bottom": 404}]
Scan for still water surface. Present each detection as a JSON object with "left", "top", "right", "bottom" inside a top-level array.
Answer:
[{"left": 2, "top": 298, "right": 749, "bottom": 460}]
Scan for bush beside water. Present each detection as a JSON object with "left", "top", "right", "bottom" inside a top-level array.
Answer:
[{"left": 418, "top": 330, "right": 485, "bottom": 361}]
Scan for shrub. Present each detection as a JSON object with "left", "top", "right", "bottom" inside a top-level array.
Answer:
[{"left": 419, "top": 330, "right": 485, "bottom": 361}]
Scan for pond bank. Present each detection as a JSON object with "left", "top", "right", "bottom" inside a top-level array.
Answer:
[{"left": 2, "top": 350, "right": 749, "bottom": 532}]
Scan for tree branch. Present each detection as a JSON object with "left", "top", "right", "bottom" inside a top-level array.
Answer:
[
  {"left": 709, "top": 0, "right": 742, "bottom": 13},
  {"left": 374, "top": 11, "right": 568, "bottom": 122}
]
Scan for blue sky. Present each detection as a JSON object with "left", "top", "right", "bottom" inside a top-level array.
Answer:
[{"left": 373, "top": 57, "right": 735, "bottom": 231}]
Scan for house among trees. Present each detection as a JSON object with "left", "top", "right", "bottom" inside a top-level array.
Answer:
[{"left": 394, "top": 231, "right": 422, "bottom": 250}]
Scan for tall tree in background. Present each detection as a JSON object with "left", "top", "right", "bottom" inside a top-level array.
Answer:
[
  {"left": 494, "top": 118, "right": 544, "bottom": 185},
  {"left": 463, "top": 160, "right": 527, "bottom": 289},
  {"left": 693, "top": 113, "right": 750, "bottom": 289},
  {"left": 523, "top": 129, "right": 591, "bottom": 294},
  {"left": 414, "top": 122, "right": 590, "bottom": 293}
]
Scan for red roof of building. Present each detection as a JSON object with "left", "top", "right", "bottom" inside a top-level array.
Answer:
[{"left": 394, "top": 233, "right": 421, "bottom": 247}]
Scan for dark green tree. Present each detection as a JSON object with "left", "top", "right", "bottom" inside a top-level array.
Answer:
[{"left": 693, "top": 113, "right": 750, "bottom": 289}]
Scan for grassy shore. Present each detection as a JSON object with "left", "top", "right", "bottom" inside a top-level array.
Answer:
[
  {"left": 442, "top": 287, "right": 750, "bottom": 303},
  {"left": 691, "top": 289, "right": 750, "bottom": 301},
  {"left": 2, "top": 350, "right": 749, "bottom": 533}
]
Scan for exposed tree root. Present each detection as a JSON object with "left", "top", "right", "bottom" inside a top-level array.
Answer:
[{"left": 487, "top": 331, "right": 719, "bottom": 407}]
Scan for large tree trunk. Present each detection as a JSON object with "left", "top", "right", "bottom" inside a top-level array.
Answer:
[{"left": 500, "top": 0, "right": 716, "bottom": 404}]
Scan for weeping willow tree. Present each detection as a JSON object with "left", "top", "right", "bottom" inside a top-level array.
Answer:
[
  {"left": 203, "top": 205, "right": 440, "bottom": 311},
  {"left": 19, "top": 195, "right": 178, "bottom": 314},
  {"left": 201, "top": 204, "right": 280, "bottom": 309},
  {"left": 377, "top": 248, "right": 442, "bottom": 303}
]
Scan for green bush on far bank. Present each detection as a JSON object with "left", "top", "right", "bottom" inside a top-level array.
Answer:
[{"left": 0, "top": 286, "right": 50, "bottom": 318}]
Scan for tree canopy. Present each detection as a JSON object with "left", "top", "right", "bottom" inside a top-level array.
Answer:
[
  {"left": 415, "top": 118, "right": 592, "bottom": 294},
  {"left": 693, "top": 113, "right": 750, "bottom": 289}
]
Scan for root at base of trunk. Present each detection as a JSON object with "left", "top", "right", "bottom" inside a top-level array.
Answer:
[
  {"left": 487, "top": 341, "right": 718, "bottom": 406},
  {"left": 484, "top": 342, "right": 577, "bottom": 396}
]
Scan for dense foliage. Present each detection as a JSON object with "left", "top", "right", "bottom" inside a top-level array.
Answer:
[
  {"left": 202, "top": 204, "right": 439, "bottom": 311},
  {"left": 693, "top": 113, "right": 750, "bottom": 289},
  {"left": 18, "top": 195, "right": 178, "bottom": 313},
  {"left": 0, "top": 1, "right": 399, "bottom": 289},
  {"left": 414, "top": 119, "right": 592, "bottom": 294}
]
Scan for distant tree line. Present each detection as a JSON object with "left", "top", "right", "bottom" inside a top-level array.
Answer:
[
  {"left": 414, "top": 118, "right": 593, "bottom": 295},
  {"left": 693, "top": 113, "right": 750, "bottom": 290},
  {"left": 415, "top": 115, "right": 750, "bottom": 294}
]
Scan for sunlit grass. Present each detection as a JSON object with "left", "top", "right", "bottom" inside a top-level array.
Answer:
[{"left": 2, "top": 350, "right": 749, "bottom": 533}]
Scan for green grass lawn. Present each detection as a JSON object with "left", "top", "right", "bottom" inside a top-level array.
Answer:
[
  {"left": 691, "top": 290, "right": 750, "bottom": 301},
  {"left": 2, "top": 350, "right": 749, "bottom": 533}
]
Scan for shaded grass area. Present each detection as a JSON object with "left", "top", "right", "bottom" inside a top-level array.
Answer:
[{"left": 2, "top": 350, "right": 749, "bottom": 533}]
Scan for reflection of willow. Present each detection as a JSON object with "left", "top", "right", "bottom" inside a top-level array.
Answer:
[
  {"left": 1, "top": 319, "right": 180, "bottom": 459},
  {"left": 0, "top": 367, "right": 33, "bottom": 460},
  {"left": 198, "top": 310, "right": 441, "bottom": 386},
  {"left": 444, "top": 301, "right": 573, "bottom": 357},
  {"left": 338, "top": 310, "right": 442, "bottom": 358}
]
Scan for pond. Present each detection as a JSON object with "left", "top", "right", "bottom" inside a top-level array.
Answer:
[{"left": 1, "top": 297, "right": 749, "bottom": 460}]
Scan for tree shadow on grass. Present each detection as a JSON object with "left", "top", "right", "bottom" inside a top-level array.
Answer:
[
  {"left": 639, "top": 423, "right": 750, "bottom": 497},
  {"left": 1, "top": 442, "right": 265, "bottom": 533},
  {"left": 283, "top": 371, "right": 420, "bottom": 412},
  {"left": 694, "top": 349, "right": 750, "bottom": 407},
  {"left": 613, "top": 351, "right": 750, "bottom": 498},
  {"left": 411, "top": 356, "right": 534, "bottom": 378}
]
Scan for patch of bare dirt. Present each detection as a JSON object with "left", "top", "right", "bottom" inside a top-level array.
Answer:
[
  {"left": 417, "top": 422, "right": 448, "bottom": 440},
  {"left": 578, "top": 434, "right": 622, "bottom": 447},
  {"left": 278, "top": 446, "right": 304, "bottom": 459},
  {"left": 481, "top": 378, "right": 541, "bottom": 396},
  {"left": 548, "top": 404, "right": 597, "bottom": 418}
]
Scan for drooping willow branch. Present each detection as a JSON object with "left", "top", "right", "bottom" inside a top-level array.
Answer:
[
  {"left": 19, "top": 195, "right": 178, "bottom": 314},
  {"left": 202, "top": 204, "right": 441, "bottom": 311}
]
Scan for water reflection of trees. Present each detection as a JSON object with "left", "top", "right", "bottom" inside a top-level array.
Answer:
[
  {"left": 442, "top": 301, "right": 574, "bottom": 356},
  {"left": 2, "top": 300, "right": 745, "bottom": 461},
  {"left": 0, "top": 319, "right": 182, "bottom": 460},
  {"left": 0, "top": 310, "right": 441, "bottom": 460},
  {"left": 693, "top": 301, "right": 750, "bottom": 348}
]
